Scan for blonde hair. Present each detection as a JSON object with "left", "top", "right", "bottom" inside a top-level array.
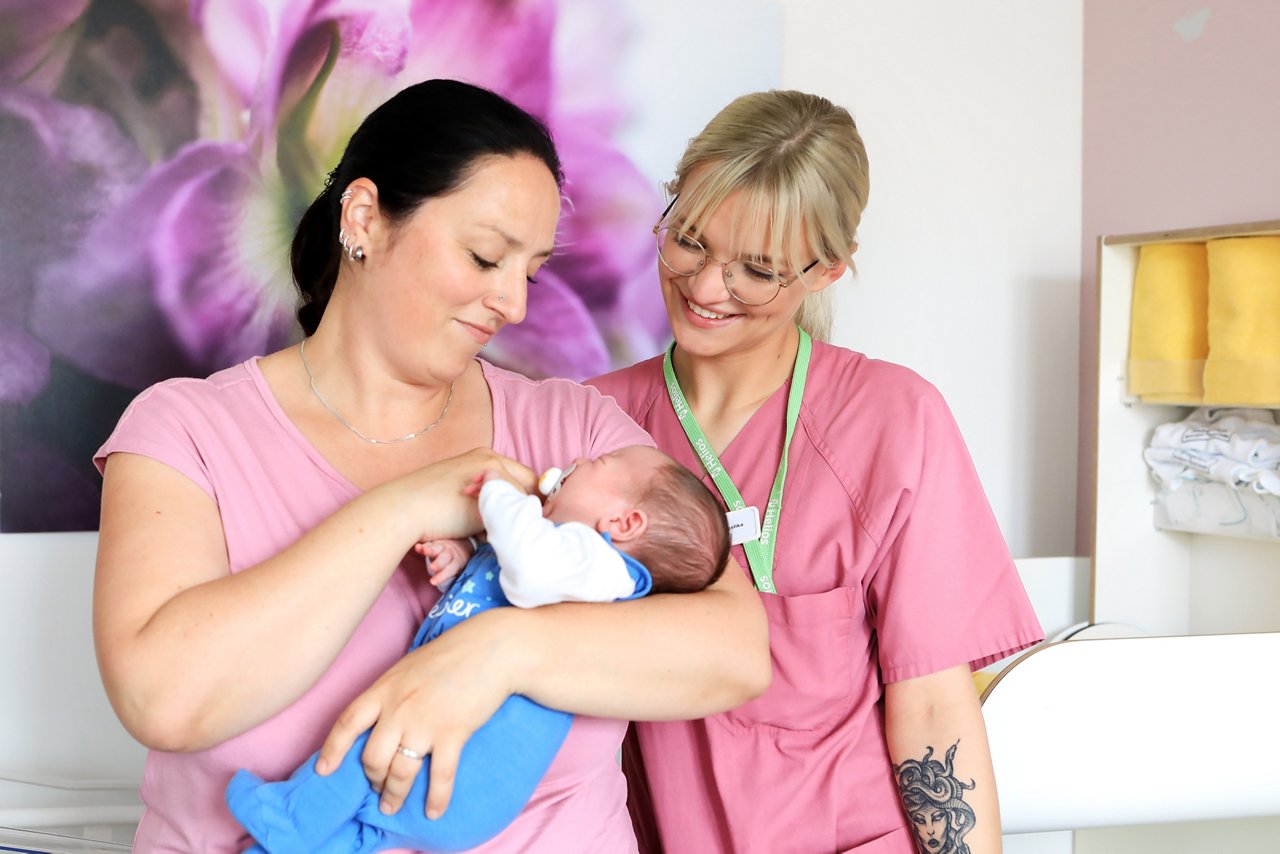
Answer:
[{"left": 663, "top": 90, "right": 870, "bottom": 341}]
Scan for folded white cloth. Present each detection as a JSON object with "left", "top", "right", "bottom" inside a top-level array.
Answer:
[
  {"left": 1154, "top": 480, "right": 1280, "bottom": 540},
  {"left": 1145, "top": 407, "right": 1280, "bottom": 496},
  {"left": 1143, "top": 446, "right": 1280, "bottom": 495}
]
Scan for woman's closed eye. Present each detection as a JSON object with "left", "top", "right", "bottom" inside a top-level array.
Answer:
[
  {"left": 673, "top": 231, "right": 702, "bottom": 252},
  {"left": 472, "top": 250, "right": 541, "bottom": 284},
  {"left": 742, "top": 262, "right": 781, "bottom": 283}
]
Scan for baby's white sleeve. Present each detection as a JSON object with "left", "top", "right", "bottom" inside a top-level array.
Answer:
[{"left": 478, "top": 479, "right": 637, "bottom": 608}]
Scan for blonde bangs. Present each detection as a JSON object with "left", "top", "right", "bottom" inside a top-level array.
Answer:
[{"left": 665, "top": 170, "right": 813, "bottom": 280}]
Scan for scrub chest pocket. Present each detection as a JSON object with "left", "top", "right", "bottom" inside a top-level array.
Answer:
[{"left": 715, "top": 585, "right": 859, "bottom": 733}]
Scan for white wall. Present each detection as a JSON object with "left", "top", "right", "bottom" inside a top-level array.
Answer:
[
  {"left": 607, "top": 0, "right": 782, "bottom": 192},
  {"left": 0, "top": 532, "right": 144, "bottom": 833},
  {"left": 777, "top": 0, "right": 1084, "bottom": 558}
]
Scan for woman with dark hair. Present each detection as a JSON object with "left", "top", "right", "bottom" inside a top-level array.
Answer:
[{"left": 93, "top": 79, "right": 768, "bottom": 852}]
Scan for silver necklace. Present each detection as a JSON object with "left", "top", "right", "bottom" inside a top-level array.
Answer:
[{"left": 299, "top": 338, "right": 455, "bottom": 445}]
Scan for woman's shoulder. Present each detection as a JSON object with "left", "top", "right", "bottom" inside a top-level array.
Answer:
[
  {"left": 95, "top": 359, "right": 265, "bottom": 478},
  {"left": 586, "top": 355, "right": 663, "bottom": 395},
  {"left": 480, "top": 357, "right": 628, "bottom": 408},
  {"left": 584, "top": 355, "right": 665, "bottom": 421},
  {"left": 480, "top": 358, "right": 654, "bottom": 456},
  {"left": 807, "top": 340, "right": 947, "bottom": 421},
  {"left": 801, "top": 341, "right": 962, "bottom": 488},
  {"left": 130, "top": 359, "right": 257, "bottom": 403}
]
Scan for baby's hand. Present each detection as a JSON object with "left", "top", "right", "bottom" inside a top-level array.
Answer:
[{"left": 415, "top": 538, "right": 474, "bottom": 587}]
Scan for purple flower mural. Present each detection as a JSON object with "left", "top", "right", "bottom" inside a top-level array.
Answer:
[{"left": 0, "top": 0, "right": 668, "bottom": 532}]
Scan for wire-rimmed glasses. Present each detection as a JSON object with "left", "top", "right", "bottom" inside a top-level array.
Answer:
[{"left": 653, "top": 197, "right": 820, "bottom": 306}]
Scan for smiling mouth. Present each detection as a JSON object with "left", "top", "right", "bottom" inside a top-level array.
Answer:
[{"left": 686, "top": 299, "right": 730, "bottom": 320}]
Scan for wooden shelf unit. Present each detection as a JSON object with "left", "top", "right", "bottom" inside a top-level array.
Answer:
[{"left": 1092, "top": 219, "right": 1280, "bottom": 636}]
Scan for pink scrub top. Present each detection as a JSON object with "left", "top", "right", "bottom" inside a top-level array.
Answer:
[
  {"left": 95, "top": 358, "right": 652, "bottom": 853},
  {"left": 589, "top": 342, "right": 1043, "bottom": 854}
]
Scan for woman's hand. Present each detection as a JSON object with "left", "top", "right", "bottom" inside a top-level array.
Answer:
[
  {"left": 461, "top": 466, "right": 529, "bottom": 499},
  {"left": 398, "top": 448, "right": 536, "bottom": 542},
  {"left": 316, "top": 608, "right": 521, "bottom": 818}
]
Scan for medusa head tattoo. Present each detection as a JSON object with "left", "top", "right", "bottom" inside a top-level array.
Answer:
[{"left": 894, "top": 741, "right": 976, "bottom": 854}]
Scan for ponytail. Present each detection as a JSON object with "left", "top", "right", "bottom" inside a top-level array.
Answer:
[{"left": 292, "top": 180, "right": 343, "bottom": 336}]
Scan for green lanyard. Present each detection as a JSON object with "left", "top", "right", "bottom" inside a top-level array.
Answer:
[{"left": 662, "top": 328, "right": 812, "bottom": 594}]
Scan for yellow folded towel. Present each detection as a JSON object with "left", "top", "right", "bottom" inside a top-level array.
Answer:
[
  {"left": 1127, "top": 242, "right": 1209, "bottom": 403},
  {"left": 1204, "top": 236, "right": 1280, "bottom": 406}
]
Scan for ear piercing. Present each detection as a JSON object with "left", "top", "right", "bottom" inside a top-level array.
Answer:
[{"left": 338, "top": 228, "right": 365, "bottom": 262}]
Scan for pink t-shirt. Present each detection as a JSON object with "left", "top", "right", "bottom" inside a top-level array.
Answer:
[
  {"left": 589, "top": 342, "right": 1044, "bottom": 854},
  {"left": 95, "top": 358, "right": 652, "bottom": 853}
]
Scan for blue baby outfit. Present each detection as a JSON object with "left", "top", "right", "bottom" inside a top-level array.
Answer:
[{"left": 226, "top": 539, "right": 652, "bottom": 854}]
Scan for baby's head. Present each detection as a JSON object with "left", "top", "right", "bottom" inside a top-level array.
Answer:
[{"left": 542, "top": 446, "right": 729, "bottom": 594}]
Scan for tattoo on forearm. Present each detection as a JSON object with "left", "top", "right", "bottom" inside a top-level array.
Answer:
[{"left": 894, "top": 741, "right": 976, "bottom": 854}]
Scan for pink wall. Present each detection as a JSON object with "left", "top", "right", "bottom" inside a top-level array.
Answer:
[{"left": 1078, "top": 0, "right": 1280, "bottom": 552}]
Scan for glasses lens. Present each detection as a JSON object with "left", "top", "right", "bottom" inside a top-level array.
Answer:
[
  {"left": 656, "top": 226, "right": 786, "bottom": 305},
  {"left": 656, "top": 227, "right": 706, "bottom": 276},
  {"left": 723, "top": 260, "right": 784, "bottom": 305}
]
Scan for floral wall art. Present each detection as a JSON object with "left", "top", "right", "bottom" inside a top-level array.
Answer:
[{"left": 0, "top": 0, "right": 779, "bottom": 532}]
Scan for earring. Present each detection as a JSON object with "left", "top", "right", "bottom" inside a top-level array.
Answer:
[
  {"left": 339, "top": 188, "right": 353, "bottom": 202},
  {"left": 338, "top": 230, "right": 365, "bottom": 262}
]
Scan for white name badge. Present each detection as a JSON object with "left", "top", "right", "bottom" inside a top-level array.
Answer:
[{"left": 726, "top": 506, "right": 762, "bottom": 546}]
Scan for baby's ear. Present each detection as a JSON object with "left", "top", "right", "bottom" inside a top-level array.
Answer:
[{"left": 602, "top": 508, "right": 647, "bottom": 543}]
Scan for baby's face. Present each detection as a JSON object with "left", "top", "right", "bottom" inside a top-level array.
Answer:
[{"left": 542, "top": 446, "right": 665, "bottom": 528}]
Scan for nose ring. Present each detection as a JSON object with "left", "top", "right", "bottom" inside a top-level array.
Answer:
[{"left": 498, "top": 295, "right": 505, "bottom": 302}]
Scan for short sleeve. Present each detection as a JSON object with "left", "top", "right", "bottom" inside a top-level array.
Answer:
[
  {"left": 487, "top": 362, "right": 655, "bottom": 473},
  {"left": 866, "top": 385, "right": 1043, "bottom": 683},
  {"left": 93, "top": 379, "right": 216, "bottom": 500},
  {"left": 576, "top": 381, "right": 656, "bottom": 457}
]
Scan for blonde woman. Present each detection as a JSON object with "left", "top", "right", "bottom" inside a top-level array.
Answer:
[{"left": 590, "top": 90, "right": 1043, "bottom": 853}]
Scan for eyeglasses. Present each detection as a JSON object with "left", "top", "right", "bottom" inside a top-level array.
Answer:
[{"left": 653, "top": 196, "right": 821, "bottom": 306}]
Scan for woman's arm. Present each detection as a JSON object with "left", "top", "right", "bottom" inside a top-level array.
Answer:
[
  {"left": 507, "top": 564, "right": 769, "bottom": 717},
  {"left": 93, "top": 447, "right": 533, "bottom": 752},
  {"left": 884, "top": 664, "right": 1002, "bottom": 854},
  {"left": 317, "top": 561, "right": 769, "bottom": 816}
]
